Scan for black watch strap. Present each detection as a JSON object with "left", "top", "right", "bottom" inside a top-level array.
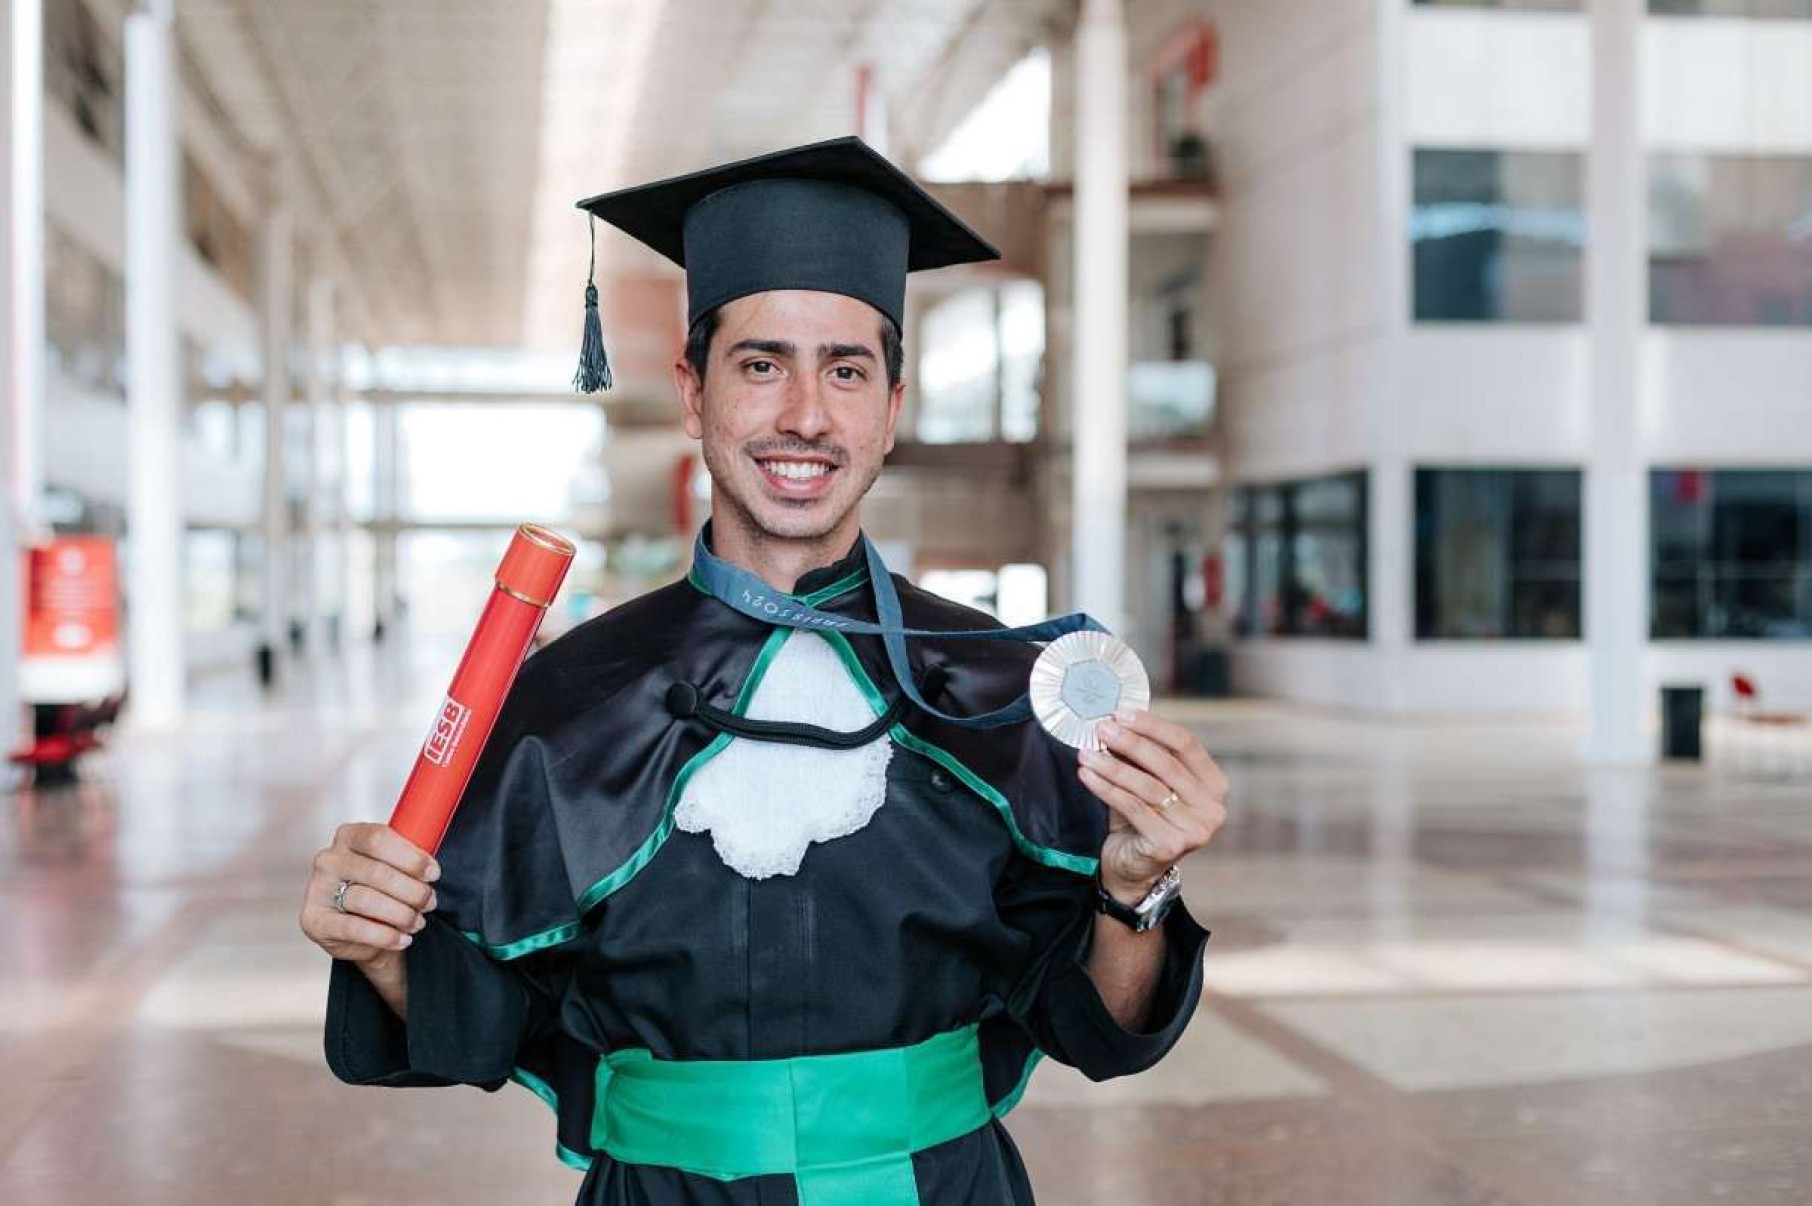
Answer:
[{"left": 1094, "top": 866, "right": 1182, "bottom": 933}]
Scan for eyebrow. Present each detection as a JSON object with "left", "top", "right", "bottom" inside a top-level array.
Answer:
[{"left": 725, "top": 339, "right": 876, "bottom": 362}]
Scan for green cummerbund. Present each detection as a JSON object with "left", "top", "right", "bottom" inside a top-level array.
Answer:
[{"left": 590, "top": 1024, "right": 993, "bottom": 1206}]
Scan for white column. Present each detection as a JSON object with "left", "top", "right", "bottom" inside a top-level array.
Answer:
[
  {"left": 1369, "top": 0, "right": 1413, "bottom": 712},
  {"left": 259, "top": 204, "right": 292, "bottom": 679},
  {"left": 0, "top": 0, "right": 45, "bottom": 763},
  {"left": 5, "top": 0, "right": 43, "bottom": 525},
  {"left": 124, "top": 0, "right": 184, "bottom": 728},
  {"left": 301, "top": 275, "right": 334, "bottom": 662},
  {"left": 1070, "top": 0, "right": 1129, "bottom": 633},
  {"left": 1583, "top": 0, "right": 1649, "bottom": 764}
]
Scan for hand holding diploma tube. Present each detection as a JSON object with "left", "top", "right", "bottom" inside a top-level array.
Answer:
[{"left": 301, "top": 524, "right": 575, "bottom": 1013}]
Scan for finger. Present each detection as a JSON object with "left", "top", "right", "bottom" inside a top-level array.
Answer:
[
  {"left": 1084, "top": 747, "right": 1221, "bottom": 849},
  {"left": 1080, "top": 748, "right": 1190, "bottom": 831},
  {"left": 1117, "top": 709, "right": 1225, "bottom": 786},
  {"left": 309, "top": 907, "right": 414, "bottom": 952},
  {"left": 329, "top": 881, "right": 426, "bottom": 935},
  {"left": 1078, "top": 763, "right": 1185, "bottom": 855},
  {"left": 1097, "top": 719, "right": 1196, "bottom": 802},
  {"left": 317, "top": 848, "right": 436, "bottom": 913},
  {"left": 339, "top": 822, "right": 440, "bottom": 883}
]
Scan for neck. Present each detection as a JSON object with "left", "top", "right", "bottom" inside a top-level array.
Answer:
[{"left": 707, "top": 500, "right": 862, "bottom": 595}]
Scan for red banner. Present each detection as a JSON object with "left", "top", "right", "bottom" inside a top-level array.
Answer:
[{"left": 25, "top": 537, "right": 120, "bottom": 658}]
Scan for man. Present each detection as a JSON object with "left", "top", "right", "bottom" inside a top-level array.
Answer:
[{"left": 301, "top": 138, "right": 1227, "bottom": 1205}]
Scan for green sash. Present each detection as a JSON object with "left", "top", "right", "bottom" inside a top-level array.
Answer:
[{"left": 591, "top": 1025, "right": 992, "bottom": 1205}]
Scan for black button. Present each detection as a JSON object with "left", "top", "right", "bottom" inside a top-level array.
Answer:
[{"left": 928, "top": 768, "right": 953, "bottom": 794}]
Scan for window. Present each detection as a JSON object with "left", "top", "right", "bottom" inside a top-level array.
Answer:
[
  {"left": 1412, "top": 149, "right": 1585, "bottom": 323},
  {"left": 1129, "top": 361, "right": 1215, "bottom": 440},
  {"left": 1228, "top": 472, "right": 1368, "bottom": 639},
  {"left": 919, "top": 564, "right": 1048, "bottom": 626},
  {"left": 1652, "top": 469, "right": 1812, "bottom": 639},
  {"left": 1415, "top": 469, "right": 1582, "bottom": 640},
  {"left": 1130, "top": 234, "right": 1214, "bottom": 440},
  {"left": 1650, "top": 154, "right": 1812, "bottom": 326},
  {"left": 914, "top": 281, "right": 1042, "bottom": 443},
  {"left": 398, "top": 403, "right": 605, "bottom": 523},
  {"left": 1650, "top": 1, "right": 1812, "bottom": 16},
  {"left": 185, "top": 531, "right": 239, "bottom": 631}
]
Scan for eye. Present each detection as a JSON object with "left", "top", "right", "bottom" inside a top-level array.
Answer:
[
  {"left": 745, "top": 359, "right": 778, "bottom": 376},
  {"left": 831, "top": 364, "right": 866, "bottom": 383}
]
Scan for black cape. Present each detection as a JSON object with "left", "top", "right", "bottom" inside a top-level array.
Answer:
[{"left": 326, "top": 536, "right": 1210, "bottom": 1204}]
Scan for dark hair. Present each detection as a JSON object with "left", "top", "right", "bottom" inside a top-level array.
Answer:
[{"left": 683, "top": 304, "right": 904, "bottom": 389}]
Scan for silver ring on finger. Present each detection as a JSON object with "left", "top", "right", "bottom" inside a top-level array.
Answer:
[
  {"left": 1153, "top": 790, "right": 1180, "bottom": 812},
  {"left": 332, "top": 879, "right": 354, "bottom": 914}
]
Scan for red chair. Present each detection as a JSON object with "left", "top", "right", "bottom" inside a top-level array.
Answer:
[
  {"left": 1731, "top": 673, "right": 1808, "bottom": 727},
  {"left": 1729, "top": 673, "right": 1809, "bottom": 778},
  {"left": 8, "top": 693, "right": 122, "bottom": 786}
]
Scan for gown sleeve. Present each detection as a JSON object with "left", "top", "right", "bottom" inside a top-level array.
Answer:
[
  {"left": 322, "top": 668, "right": 587, "bottom": 1091},
  {"left": 996, "top": 853, "right": 1210, "bottom": 1082},
  {"left": 323, "top": 921, "right": 579, "bottom": 1088}
]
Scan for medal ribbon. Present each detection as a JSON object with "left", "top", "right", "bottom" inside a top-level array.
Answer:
[{"left": 689, "top": 528, "right": 1106, "bottom": 729}]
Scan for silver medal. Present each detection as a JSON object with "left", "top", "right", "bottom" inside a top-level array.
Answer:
[{"left": 1029, "top": 631, "right": 1150, "bottom": 750}]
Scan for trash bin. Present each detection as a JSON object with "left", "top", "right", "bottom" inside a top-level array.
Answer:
[
  {"left": 1189, "top": 648, "right": 1230, "bottom": 698},
  {"left": 1660, "top": 684, "right": 1704, "bottom": 761}
]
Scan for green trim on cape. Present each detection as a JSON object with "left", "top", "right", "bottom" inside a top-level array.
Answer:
[
  {"left": 461, "top": 920, "right": 581, "bottom": 962},
  {"left": 510, "top": 1066, "right": 596, "bottom": 1172},
  {"left": 816, "top": 631, "right": 1099, "bottom": 879},
  {"left": 989, "top": 1049, "right": 1045, "bottom": 1118}
]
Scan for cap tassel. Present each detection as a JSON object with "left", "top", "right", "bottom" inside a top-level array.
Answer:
[{"left": 573, "top": 216, "right": 613, "bottom": 393}]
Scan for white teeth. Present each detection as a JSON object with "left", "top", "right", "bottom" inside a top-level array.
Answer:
[{"left": 761, "top": 460, "right": 830, "bottom": 481}]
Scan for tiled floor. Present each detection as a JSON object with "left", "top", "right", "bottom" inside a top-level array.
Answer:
[{"left": 4, "top": 642, "right": 1811, "bottom": 1204}]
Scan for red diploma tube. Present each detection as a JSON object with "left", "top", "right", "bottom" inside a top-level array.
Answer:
[{"left": 389, "top": 524, "right": 576, "bottom": 854}]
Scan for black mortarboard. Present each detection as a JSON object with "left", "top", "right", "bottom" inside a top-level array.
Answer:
[{"left": 570, "top": 136, "right": 1001, "bottom": 393}]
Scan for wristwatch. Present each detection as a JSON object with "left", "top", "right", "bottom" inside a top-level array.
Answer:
[{"left": 1094, "top": 865, "right": 1183, "bottom": 933}]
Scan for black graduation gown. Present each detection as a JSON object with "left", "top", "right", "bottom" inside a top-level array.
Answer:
[{"left": 324, "top": 539, "right": 1210, "bottom": 1204}]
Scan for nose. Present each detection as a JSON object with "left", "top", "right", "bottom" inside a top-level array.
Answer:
[{"left": 775, "top": 372, "right": 831, "bottom": 442}]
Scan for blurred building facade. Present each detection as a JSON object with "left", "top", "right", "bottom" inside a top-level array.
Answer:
[{"left": 1180, "top": 0, "right": 1812, "bottom": 749}]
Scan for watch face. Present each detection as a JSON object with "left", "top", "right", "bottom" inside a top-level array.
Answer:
[{"left": 1133, "top": 869, "right": 1183, "bottom": 929}]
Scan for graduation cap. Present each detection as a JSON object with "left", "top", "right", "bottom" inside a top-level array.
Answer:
[{"left": 570, "top": 136, "right": 1001, "bottom": 393}]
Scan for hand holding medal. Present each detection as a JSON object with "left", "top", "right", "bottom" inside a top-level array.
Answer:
[{"left": 1033, "top": 634, "right": 1228, "bottom": 901}]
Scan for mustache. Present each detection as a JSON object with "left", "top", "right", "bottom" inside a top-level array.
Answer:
[{"left": 745, "top": 440, "right": 847, "bottom": 466}]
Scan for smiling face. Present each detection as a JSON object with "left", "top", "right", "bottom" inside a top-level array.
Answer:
[{"left": 674, "top": 289, "right": 905, "bottom": 559}]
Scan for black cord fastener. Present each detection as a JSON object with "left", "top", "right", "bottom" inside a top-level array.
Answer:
[{"left": 665, "top": 664, "right": 947, "bottom": 750}]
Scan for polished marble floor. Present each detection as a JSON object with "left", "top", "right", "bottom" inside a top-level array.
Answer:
[{"left": 3, "top": 640, "right": 1811, "bottom": 1204}]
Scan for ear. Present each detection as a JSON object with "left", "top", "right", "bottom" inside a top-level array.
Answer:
[
  {"left": 673, "top": 356, "right": 705, "bottom": 441},
  {"left": 881, "top": 377, "right": 905, "bottom": 456}
]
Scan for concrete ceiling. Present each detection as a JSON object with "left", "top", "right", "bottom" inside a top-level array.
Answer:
[{"left": 176, "top": 0, "right": 1071, "bottom": 351}]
